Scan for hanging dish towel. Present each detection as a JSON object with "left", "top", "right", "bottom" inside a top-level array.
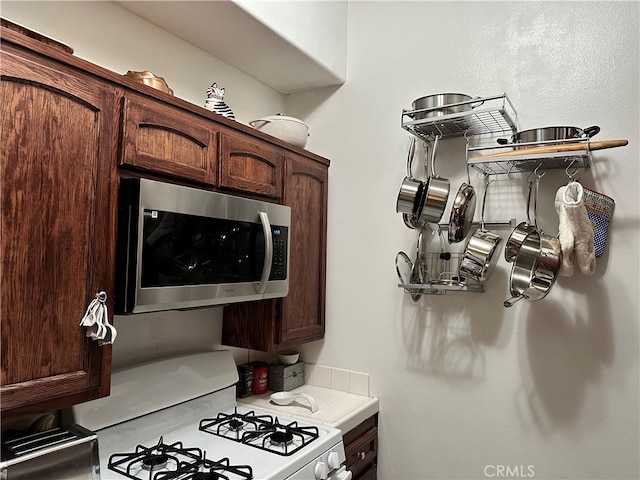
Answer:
[
  {"left": 555, "top": 185, "right": 575, "bottom": 277},
  {"left": 563, "top": 182, "right": 596, "bottom": 275},
  {"left": 583, "top": 187, "right": 615, "bottom": 258},
  {"left": 555, "top": 182, "right": 596, "bottom": 276}
]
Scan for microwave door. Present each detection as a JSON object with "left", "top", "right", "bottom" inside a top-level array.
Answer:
[{"left": 136, "top": 212, "right": 266, "bottom": 311}]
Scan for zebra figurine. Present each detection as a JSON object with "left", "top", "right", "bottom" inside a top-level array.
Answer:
[{"left": 204, "top": 82, "right": 235, "bottom": 120}]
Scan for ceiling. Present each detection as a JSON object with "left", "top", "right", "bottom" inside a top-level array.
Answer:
[{"left": 116, "top": 1, "right": 345, "bottom": 94}]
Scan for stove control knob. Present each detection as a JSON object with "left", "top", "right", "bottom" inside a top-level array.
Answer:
[
  {"left": 314, "top": 461, "right": 328, "bottom": 480},
  {"left": 327, "top": 451, "right": 341, "bottom": 470}
]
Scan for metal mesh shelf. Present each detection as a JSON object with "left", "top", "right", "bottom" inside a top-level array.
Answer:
[
  {"left": 401, "top": 93, "right": 517, "bottom": 141},
  {"left": 466, "top": 138, "right": 592, "bottom": 176}
]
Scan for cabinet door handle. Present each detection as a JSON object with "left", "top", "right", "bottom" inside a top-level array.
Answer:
[
  {"left": 357, "top": 451, "right": 366, "bottom": 460},
  {"left": 255, "top": 211, "right": 273, "bottom": 294}
]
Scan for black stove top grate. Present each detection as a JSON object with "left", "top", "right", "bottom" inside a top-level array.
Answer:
[
  {"left": 198, "top": 408, "right": 273, "bottom": 441},
  {"left": 108, "top": 438, "right": 202, "bottom": 480},
  {"left": 108, "top": 438, "right": 253, "bottom": 480},
  {"left": 154, "top": 456, "right": 253, "bottom": 480},
  {"left": 199, "top": 409, "right": 320, "bottom": 457}
]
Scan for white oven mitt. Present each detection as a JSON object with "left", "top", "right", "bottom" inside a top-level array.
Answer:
[
  {"left": 560, "top": 182, "right": 596, "bottom": 276},
  {"left": 555, "top": 185, "right": 575, "bottom": 277}
]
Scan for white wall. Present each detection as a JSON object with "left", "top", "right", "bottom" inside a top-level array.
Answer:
[
  {"left": 286, "top": 2, "right": 640, "bottom": 479},
  {"left": 3, "top": 1, "right": 638, "bottom": 479},
  {"left": 0, "top": 1, "right": 285, "bottom": 125}
]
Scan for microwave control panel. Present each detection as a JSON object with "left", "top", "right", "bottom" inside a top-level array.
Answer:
[{"left": 270, "top": 225, "right": 288, "bottom": 281}]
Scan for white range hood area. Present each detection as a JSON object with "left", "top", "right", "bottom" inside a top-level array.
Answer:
[{"left": 115, "top": 0, "right": 347, "bottom": 94}]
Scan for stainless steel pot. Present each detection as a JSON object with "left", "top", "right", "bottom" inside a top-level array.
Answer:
[
  {"left": 416, "top": 136, "right": 450, "bottom": 223},
  {"left": 396, "top": 138, "right": 425, "bottom": 216},
  {"left": 504, "top": 180, "right": 536, "bottom": 262},
  {"left": 503, "top": 174, "right": 562, "bottom": 307},
  {"left": 459, "top": 180, "right": 502, "bottom": 283},
  {"left": 411, "top": 93, "right": 483, "bottom": 120},
  {"left": 447, "top": 166, "right": 476, "bottom": 243},
  {"left": 503, "top": 232, "right": 562, "bottom": 307},
  {"left": 498, "top": 125, "right": 600, "bottom": 148}
]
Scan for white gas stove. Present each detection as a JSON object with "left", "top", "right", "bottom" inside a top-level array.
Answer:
[{"left": 68, "top": 351, "right": 351, "bottom": 480}]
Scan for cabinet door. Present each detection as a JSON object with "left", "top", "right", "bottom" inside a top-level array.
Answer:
[
  {"left": 1, "top": 47, "right": 116, "bottom": 421},
  {"left": 120, "top": 95, "right": 217, "bottom": 185},
  {"left": 219, "top": 132, "right": 283, "bottom": 199},
  {"left": 279, "top": 153, "right": 328, "bottom": 344},
  {"left": 221, "top": 154, "right": 328, "bottom": 351},
  {"left": 344, "top": 415, "right": 379, "bottom": 480}
]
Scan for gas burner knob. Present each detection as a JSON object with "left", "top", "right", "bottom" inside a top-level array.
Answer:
[
  {"left": 327, "top": 451, "right": 341, "bottom": 470},
  {"left": 314, "top": 461, "right": 328, "bottom": 480}
]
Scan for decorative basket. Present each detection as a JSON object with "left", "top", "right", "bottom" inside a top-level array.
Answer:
[{"left": 583, "top": 187, "right": 614, "bottom": 258}]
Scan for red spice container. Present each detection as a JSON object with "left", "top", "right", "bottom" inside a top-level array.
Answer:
[{"left": 251, "top": 361, "right": 269, "bottom": 394}]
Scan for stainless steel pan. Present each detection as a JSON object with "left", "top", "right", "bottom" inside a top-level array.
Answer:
[
  {"left": 459, "top": 178, "right": 502, "bottom": 283},
  {"left": 416, "top": 136, "right": 449, "bottom": 223},
  {"left": 411, "top": 93, "right": 483, "bottom": 120},
  {"left": 396, "top": 138, "right": 424, "bottom": 216},
  {"left": 503, "top": 232, "right": 562, "bottom": 307},
  {"left": 504, "top": 180, "right": 536, "bottom": 262},
  {"left": 497, "top": 125, "right": 600, "bottom": 148},
  {"left": 503, "top": 174, "right": 562, "bottom": 307}
]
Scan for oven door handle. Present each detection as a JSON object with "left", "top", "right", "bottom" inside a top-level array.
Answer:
[{"left": 256, "top": 211, "right": 273, "bottom": 295}]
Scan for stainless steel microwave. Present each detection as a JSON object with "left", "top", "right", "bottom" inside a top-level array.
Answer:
[{"left": 115, "top": 178, "right": 290, "bottom": 313}]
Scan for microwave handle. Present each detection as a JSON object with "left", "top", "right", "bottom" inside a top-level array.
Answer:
[{"left": 256, "top": 211, "right": 274, "bottom": 294}]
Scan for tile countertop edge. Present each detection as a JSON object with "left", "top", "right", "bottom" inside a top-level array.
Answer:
[
  {"left": 325, "top": 396, "right": 379, "bottom": 434},
  {"left": 237, "top": 385, "right": 379, "bottom": 435}
]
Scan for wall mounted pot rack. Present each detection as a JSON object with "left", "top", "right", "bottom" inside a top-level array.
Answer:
[{"left": 397, "top": 92, "right": 607, "bottom": 298}]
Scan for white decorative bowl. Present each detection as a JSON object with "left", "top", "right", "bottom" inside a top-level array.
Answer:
[
  {"left": 278, "top": 350, "right": 299, "bottom": 365},
  {"left": 249, "top": 114, "right": 309, "bottom": 148}
]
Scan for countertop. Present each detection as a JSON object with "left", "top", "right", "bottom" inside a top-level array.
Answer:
[{"left": 238, "top": 384, "right": 379, "bottom": 435}]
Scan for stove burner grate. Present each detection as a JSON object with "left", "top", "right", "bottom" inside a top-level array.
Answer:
[
  {"left": 109, "top": 439, "right": 254, "bottom": 480},
  {"left": 198, "top": 408, "right": 271, "bottom": 441},
  {"left": 108, "top": 437, "right": 202, "bottom": 480},
  {"left": 199, "top": 410, "right": 319, "bottom": 456},
  {"left": 154, "top": 456, "right": 253, "bottom": 480}
]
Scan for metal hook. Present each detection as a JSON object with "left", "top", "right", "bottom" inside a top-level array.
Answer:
[
  {"left": 565, "top": 158, "right": 581, "bottom": 182},
  {"left": 527, "top": 164, "right": 545, "bottom": 183},
  {"left": 526, "top": 169, "right": 536, "bottom": 184},
  {"left": 506, "top": 162, "right": 518, "bottom": 180}
]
